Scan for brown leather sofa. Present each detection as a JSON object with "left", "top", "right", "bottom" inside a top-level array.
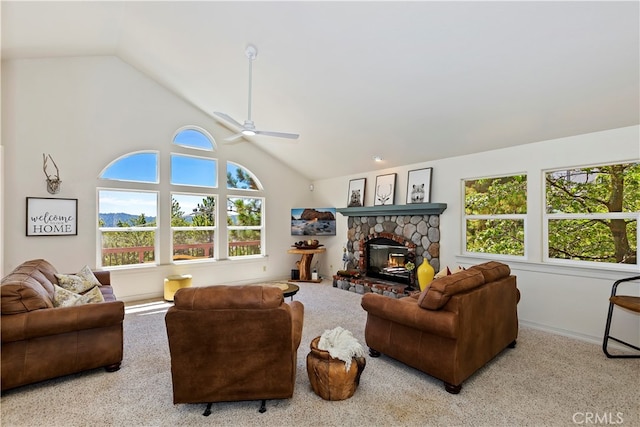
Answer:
[
  {"left": 1, "top": 259, "right": 124, "bottom": 391},
  {"left": 361, "top": 261, "right": 519, "bottom": 394},
  {"left": 165, "top": 285, "right": 304, "bottom": 414}
]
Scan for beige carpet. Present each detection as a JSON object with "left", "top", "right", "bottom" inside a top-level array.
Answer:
[{"left": 1, "top": 280, "right": 639, "bottom": 426}]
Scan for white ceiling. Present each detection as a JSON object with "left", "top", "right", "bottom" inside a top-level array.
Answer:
[{"left": 2, "top": 1, "right": 639, "bottom": 181}]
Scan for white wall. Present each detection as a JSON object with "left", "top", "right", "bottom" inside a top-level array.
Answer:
[
  {"left": 1, "top": 56, "right": 315, "bottom": 301},
  {"left": 312, "top": 126, "right": 640, "bottom": 345}
]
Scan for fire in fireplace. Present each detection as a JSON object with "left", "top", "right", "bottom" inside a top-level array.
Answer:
[{"left": 366, "top": 237, "right": 412, "bottom": 285}]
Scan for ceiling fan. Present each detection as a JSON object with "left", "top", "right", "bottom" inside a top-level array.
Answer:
[{"left": 214, "top": 45, "right": 299, "bottom": 142}]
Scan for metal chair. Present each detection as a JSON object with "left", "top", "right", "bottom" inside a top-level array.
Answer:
[{"left": 602, "top": 275, "right": 640, "bottom": 358}]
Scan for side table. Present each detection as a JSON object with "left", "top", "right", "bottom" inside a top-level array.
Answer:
[{"left": 287, "top": 247, "right": 326, "bottom": 282}]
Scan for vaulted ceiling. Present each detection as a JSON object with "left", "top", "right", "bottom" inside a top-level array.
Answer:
[{"left": 2, "top": 1, "right": 638, "bottom": 180}]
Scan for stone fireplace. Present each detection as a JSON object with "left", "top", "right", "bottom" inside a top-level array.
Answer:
[
  {"left": 335, "top": 204, "right": 447, "bottom": 296},
  {"left": 346, "top": 215, "right": 441, "bottom": 280}
]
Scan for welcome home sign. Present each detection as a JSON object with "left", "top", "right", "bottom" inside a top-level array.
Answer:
[{"left": 26, "top": 197, "right": 77, "bottom": 236}]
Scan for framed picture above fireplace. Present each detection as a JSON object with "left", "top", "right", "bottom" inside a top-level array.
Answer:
[
  {"left": 406, "top": 167, "right": 432, "bottom": 204},
  {"left": 374, "top": 173, "right": 396, "bottom": 206},
  {"left": 347, "top": 178, "right": 366, "bottom": 207}
]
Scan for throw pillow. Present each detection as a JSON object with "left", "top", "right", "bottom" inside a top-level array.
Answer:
[
  {"left": 53, "top": 285, "right": 105, "bottom": 307},
  {"left": 77, "top": 265, "right": 102, "bottom": 287},
  {"left": 79, "top": 286, "right": 105, "bottom": 304},
  {"left": 434, "top": 266, "right": 451, "bottom": 279},
  {"left": 53, "top": 285, "right": 84, "bottom": 307},
  {"left": 55, "top": 265, "right": 101, "bottom": 293}
]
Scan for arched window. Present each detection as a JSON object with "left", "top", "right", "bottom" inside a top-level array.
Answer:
[
  {"left": 99, "top": 151, "right": 158, "bottom": 183},
  {"left": 98, "top": 127, "right": 265, "bottom": 267},
  {"left": 173, "top": 127, "right": 216, "bottom": 151},
  {"left": 227, "top": 161, "right": 262, "bottom": 190}
]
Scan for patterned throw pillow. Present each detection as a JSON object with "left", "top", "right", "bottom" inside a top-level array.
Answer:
[
  {"left": 55, "top": 265, "right": 102, "bottom": 293},
  {"left": 77, "top": 265, "right": 102, "bottom": 287},
  {"left": 53, "top": 285, "right": 84, "bottom": 307},
  {"left": 79, "top": 286, "right": 105, "bottom": 304},
  {"left": 53, "top": 285, "right": 105, "bottom": 307}
]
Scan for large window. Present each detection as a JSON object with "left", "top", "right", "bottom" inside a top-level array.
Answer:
[
  {"left": 544, "top": 162, "right": 639, "bottom": 268},
  {"left": 464, "top": 174, "right": 527, "bottom": 257},
  {"left": 227, "top": 197, "right": 263, "bottom": 257},
  {"left": 98, "top": 190, "right": 158, "bottom": 267},
  {"left": 171, "top": 194, "right": 216, "bottom": 261},
  {"left": 98, "top": 127, "right": 266, "bottom": 267}
]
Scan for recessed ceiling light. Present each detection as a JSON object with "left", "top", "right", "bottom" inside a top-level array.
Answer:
[{"left": 373, "top": 156, "right": 383, "bottom": 162}]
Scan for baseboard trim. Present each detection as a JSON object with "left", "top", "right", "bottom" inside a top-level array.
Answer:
[{"left": 520, "top": 320, "right": 632, "bottom": 352}]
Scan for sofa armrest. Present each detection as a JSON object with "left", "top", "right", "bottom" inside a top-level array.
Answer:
[
  {"left": 289, "top": 300, "right": 304, "bottom": 351},
  {"left": 1, "top": 300, "right": 124, "bottom": 343},
  {"left": 93, "top": 270, "right": 110, "bottom": 286},
  {"left": 361, "top": 293, "right": 458, "bottom": 339}
]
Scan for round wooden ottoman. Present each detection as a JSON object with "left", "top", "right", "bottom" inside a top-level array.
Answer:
[{"left": 306, "top": 336, "right": 366, "bottom": 400}]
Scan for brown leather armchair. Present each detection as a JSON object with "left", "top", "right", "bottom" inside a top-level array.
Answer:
[
  {"left": 165, "top": 285, "right": 304, "bottom": 415},
  {"left": 361, "top": 261, "right": 519, "bottom": 394}
]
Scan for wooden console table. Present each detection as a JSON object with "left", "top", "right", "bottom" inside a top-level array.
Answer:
[{"left": 287, "top": 247, "right": 326, "bottom": 282}]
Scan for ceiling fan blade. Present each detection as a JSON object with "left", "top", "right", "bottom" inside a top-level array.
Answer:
[
  {"left": 224, "top": 132, "right": 245, "bottom": 142},
  {"left": 214, "top": 111, "right": 244, "bottom": 129},
  {"left": 255, "top": 130, "right": 300, "bottom": 140}
]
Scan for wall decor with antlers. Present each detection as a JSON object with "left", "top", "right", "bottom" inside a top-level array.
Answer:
[
  {"left": 374, "top": 173, "right": 396, "bottom": 206},
  {"left": 43, "top": 153, "right": 61, "bottom": 194}
]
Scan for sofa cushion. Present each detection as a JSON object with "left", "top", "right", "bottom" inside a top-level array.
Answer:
[
  {"left": 417, "top": 269, "right": 485, "bottom": 310},
  {"left": 469, "top": 261, "right": 511, "bottom": 282}
]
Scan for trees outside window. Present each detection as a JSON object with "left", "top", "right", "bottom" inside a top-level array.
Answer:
[
  {"left": 171, "top": 194, "right": 216, "bottom": 261},
  {"left": 464, "top": 174, "right": 527, "bottom": 257},
  {"left": 227, "top": 197, "right": 263, "bottom": 257},
  {"left": 545, "top": 162, "right": 639, "bottom": 267},
  {"left": 97, "top": 127, "right": 265, "bottom": 267},
  {"left": 98, "top": 190, "right": 158, "bottom": 267}
]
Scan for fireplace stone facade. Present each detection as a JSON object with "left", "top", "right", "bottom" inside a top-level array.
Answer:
[{"left": 345, "top": 214, "right": 441, "bottom": 276}]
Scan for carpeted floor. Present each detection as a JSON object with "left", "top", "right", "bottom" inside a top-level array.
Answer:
[{"left": 1, "top": 280, "right": 639, "bottom": 426}]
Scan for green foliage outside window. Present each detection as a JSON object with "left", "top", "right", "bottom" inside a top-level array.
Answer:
[
  {"left": 465, "top": 175, "right": 527, "bottom": 256},
  {"left": 546, "top": 163, "right": 639, "bottom": 264},
  {"left": 171, "top": 196, "right": 216, "bottom": 260},
  {"left": 101, "top": 214, "right": 156, "bottom": 266},
  {"left": 228, "top": 197, "right": 262, "bottom": 257}
]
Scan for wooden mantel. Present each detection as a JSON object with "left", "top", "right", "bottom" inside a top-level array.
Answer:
[{"left": 336, "top": 203, "right": 447, "bottom": 217}]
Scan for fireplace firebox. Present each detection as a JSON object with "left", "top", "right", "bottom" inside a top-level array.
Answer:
[{"left": 365, "top": 237, "right": 413, "bottom": 285}]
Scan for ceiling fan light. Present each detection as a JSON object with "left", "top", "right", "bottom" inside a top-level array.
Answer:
[{"left": 242, "top": 129, "right": 256, "bottom": 136}]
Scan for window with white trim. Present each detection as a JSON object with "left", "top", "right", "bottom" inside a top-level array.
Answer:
[
  {"left": 97, "top": 126, "right": 266, "bottom": 267},
  {"left": 171, "top": 193, "right": 217, "bottom": 261},
  {"left": 98, "top": 189, "right": 158, "bottom": 267},
  {"left": 227, "top": 196, "right": 263, "bottom": 257},
  {"left": 463, "top": 174, "right": 527, "bottom": 257},
  {"left": 544, "top": 162, "right": 639, "bottom": 268}
]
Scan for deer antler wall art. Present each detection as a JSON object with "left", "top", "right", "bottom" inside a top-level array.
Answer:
[
  {"left": 374, "top": 173, "right": 396, "bottom": 206},
  {"left": 43, "top": 153, "right": 61, "bottom": 194}
]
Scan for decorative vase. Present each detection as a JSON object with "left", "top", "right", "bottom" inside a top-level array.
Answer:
[{"left": 417, "top": 258, "right": 435, "bottom": 291}]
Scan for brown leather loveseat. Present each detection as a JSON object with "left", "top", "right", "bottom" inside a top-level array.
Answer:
[
  {"left": 1, "top": 259, "right": 124, "bottom": 391},
  {"left": 165, "top": 285, "right": 304, "bottom": 414},
  {"left": 361, "top": 261, "right": 519, "bottom": 394}
]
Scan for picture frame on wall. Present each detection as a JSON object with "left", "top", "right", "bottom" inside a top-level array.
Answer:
[
  {"left": 26, "top": 197, "right": 78, "bottom": 236},
  {"left": 291, "top": 208, "right": 337, "bottom": 236},
  {"left": 374, "top": 173, "right": 396, "bottom": 206},
  {"left": 406, "top": 167, "right": 433, "bottom": 204},
  {"left": 347, "top": 178, "right": 366, "bottom": 207}
]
